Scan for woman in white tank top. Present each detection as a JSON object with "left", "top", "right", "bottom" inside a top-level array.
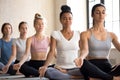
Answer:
[
  {"left": 2, "top": 21, "right": 29, "bottom": 75},
  {"left": 39, "top": 5, "right": 83, "bottom": 80}
]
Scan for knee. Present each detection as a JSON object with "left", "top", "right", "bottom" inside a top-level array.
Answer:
[{"left": 45, "top": 67, "right": 55, "bottom": 78}]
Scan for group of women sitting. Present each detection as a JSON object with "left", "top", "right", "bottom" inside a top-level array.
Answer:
[{"left": 0, "top": 4, "right": 120, "bottom": 80}]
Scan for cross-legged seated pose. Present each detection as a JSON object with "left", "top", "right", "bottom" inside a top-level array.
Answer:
[
  {"left": 74, "top": 3, "right": 120, "bottom": 80},
  {"left": 13, "top": 13, "right": 53, "bottom": 77},
  {"left": 39, "top": 5, "right": 83, "bottom": 80},
  {"left": 2, "top": 21, "right": 30, "bottom": 75},
  {"left": 0, "top": 23, "right": 14, "bottom": 71}
]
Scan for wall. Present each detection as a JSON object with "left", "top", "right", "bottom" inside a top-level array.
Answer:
[
  {"left": 0, "top": 0, "right": 87, "bottom": 37},
  {"left": 67, "top": 0, "right": 87, "bottom": 32},
  {"left": 0, "top": 0, "right": 55, "bottom": 38},
  {"left": 54, "top": 0, "right": 87, "bottom": 32}
]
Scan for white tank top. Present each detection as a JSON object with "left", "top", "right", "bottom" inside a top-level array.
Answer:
[{"left": 51, "top": 30, "right": 80, "bottom": 69}]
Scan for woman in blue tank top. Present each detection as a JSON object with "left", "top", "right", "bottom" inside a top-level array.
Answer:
[
  {"left": 2, "top": 21, "right": 29, "bottom": 75},
  {"left": 74, "top": 3, "right": 120, "bottom": 80},
  {"left": 0, "top": 23, "right": 13, "bottom": 71}
]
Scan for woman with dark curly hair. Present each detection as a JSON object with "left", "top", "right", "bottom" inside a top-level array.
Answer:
[{"left": 39, "top": 5, "right": 82, "bottom": 80}]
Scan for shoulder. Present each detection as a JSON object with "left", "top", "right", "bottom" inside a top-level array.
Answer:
[
  {"left": 26, "top": 36, "right": 33, "bottom": 43},
  {"left": 80, "top": 29, "right": 91, "bottom": 38},
  {"left": 109, "top": 32, "right": 118, "bottom": 40},
  {"left": 44, "top": 35, "right": 50, "bottom": 42},
  {"left": 12, "top": 38, "right": 18, "bottom": 44},
  {"left": 51, "top": 30, "right": 59, "bottom": 35},
  {"left": 51, "top": 30, "right": 60, "bottom": 38}
]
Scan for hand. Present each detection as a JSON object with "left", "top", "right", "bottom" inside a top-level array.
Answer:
[
  {"left": 2, "top": 65, "right": 9, "bottom": 74},
  {"left": 74, "top": 57, "right": 83, "bottom": 68},
  {"left": 39, "top": 66, "right": 47, "bottom": 77},
  {"left": 13, "top": 63, "right": 21, "bottom": 71},
  {"left": 55, "top": 66, "right": 67, "bottom": 73}
]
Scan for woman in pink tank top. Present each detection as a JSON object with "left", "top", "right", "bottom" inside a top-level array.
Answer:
[{"left": 13, "top": 13, "right": 54, "bottom": 77}]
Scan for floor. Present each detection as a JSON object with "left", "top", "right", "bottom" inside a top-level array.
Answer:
[{"left": 0, "top": 74, "right": 84, "bottom": 80}]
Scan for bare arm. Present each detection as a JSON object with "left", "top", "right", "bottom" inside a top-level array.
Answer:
[
  {"left": 44, "top": 36, "right": 56, "bottom": 66},
  {"left": 39, "top": 36, "right": 56, "bottom": 77},
  {"left": 13, "top": 38, "right": 31, "bottom": 70},
  {"left": 79, "top": 31, "right": 89, "bottom": 59},
  {"left": 75, "top": 31, "right": 89, "bottom": 67},
  {"left": 19, "top": 38, "right": 31, "bottom": 65},
  {"left": 6, "top": 45, "right": 16, "bottom": 66},
  {"left": 111, "top": 32, "right": 120, "bottom": 51},
  {"left": 2, "top": 44, "right": 16, "bottom": 73}
]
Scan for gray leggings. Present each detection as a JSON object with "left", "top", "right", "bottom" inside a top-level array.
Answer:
[{"left": 45, "top": 67, "right": 82, "bottom": 80}]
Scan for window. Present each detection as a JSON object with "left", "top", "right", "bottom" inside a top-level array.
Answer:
[{"left": 87, "top": 0, "right": 120, "bottom": 41}]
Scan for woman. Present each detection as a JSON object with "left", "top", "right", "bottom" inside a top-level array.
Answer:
[
  {"left": 2, "top": 21, "right": 29, "bottom": 75},
  {"left": 0, "top": 23, "right": 14, "bottom": 70},
  {"left": 74, "top": 3, "right": 120, "bottom": 80},
  {"left": 39, "top": 5, "right": 82, "bottom": 80},
  {"left": 13, "top": 13, "right": 52, "bottom": 77}
]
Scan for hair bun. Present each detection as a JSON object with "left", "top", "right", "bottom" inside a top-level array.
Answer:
[
  {"left": 35, "top": 13, "right": 42, "bottom": 19},
  {"left": 61, "top": 5, "right": 71, "bottom": 12}
]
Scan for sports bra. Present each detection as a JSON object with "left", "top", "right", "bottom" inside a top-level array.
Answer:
[
  {"left": 88, "top": 30, "right": 112, "bottom": 58},
  {"left": 31, "top": 35, "right": 49, "bottom": 53}
]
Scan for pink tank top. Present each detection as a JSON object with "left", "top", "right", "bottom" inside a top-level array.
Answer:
[{"left": 31, "top": 36, "right": 49, "bottom": 53}]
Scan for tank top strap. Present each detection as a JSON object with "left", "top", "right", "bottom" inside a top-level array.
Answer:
[{"left": 89, "top": 29, "right": 93, "bottom": 37}]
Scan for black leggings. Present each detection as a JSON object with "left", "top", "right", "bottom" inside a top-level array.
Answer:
[
  {"left": 19, "top": 60, "right": 54, "bottom": 77},
  {"left": 7, "top": 60, "right": 27, "bottom": 75},
  {"left": 19, "top": 60, "right": 45, "bottom": 77},
  {"left": 80, "top": 59, "right": 120, "bottom": 80}
]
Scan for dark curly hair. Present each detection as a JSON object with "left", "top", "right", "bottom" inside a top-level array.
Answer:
[{"left": 60, "top": 5, "right": 73, "bottom": 19}]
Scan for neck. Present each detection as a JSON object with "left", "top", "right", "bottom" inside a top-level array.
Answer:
[
  {"left": 35, "top": 32, "right": 44, "bottom": 38},
  {"left": 62, "top": 27, "right": 72, "bottom": 33},
  {"left": 20, "top": 35, "right": 26, "bottom": 40},
  {"left": 92, "top": 24, "right": 105, "bottom": 32},
  {"left": 3, "top": 35, "right": 11, "bottom": 41}
]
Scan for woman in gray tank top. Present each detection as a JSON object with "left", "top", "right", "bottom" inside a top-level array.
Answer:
[{"left": 74, "top": 3, "right": 120, "bottom": 80}]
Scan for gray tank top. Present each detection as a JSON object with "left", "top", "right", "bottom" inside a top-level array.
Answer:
[{"left": 88, "top": 31, "right": 112, "bottom": 58}]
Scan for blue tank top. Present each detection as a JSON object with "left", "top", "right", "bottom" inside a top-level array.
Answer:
[
  {"left": 88, "top": 31, "right": 112, "bottom": 58},
  {"left": 0, "top": 38, "right": 14, "bottom": 65}
]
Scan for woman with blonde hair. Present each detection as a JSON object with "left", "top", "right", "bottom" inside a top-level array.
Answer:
[{"left": 13, "top": 13, "right": 53, "bottom": 77}]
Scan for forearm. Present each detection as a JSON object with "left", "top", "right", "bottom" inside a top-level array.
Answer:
[
  {"left": 79, "top": 50, "right": 88, "bottom": 60},
  {"left": 19, "top": 53, "right": 28, "bottom": 65},
  {"left": 44, "top": 51, "right": 55, "bottom": 67},
  {"left": 6, "top": 55, "right": 16, "bottom": 66}
]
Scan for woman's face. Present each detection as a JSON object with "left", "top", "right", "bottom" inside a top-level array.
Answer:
[
  {"left": 34, "top": 19, "right": 44, "bottom": 33},
  {"left": 92, "top": 6, "right": 106, "bottom": 23},
  {"left": 3, "top": 24, "right": 12, "bottom": 36},
  {"left": 60, "top": 12, "right": 73, "bottom": 28},
  {"left": 19, "top": 23, "right": 28, "bottom": 36}
]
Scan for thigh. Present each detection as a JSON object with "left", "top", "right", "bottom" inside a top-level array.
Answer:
[
  {"left": 28, "top": 60, "right": 45, "bottom": 70},
  {"left": 67, "top": 68, "right": 82, "bottom": 76},
  {"left": 89, "top": 59, "right": 112, "bottom": 73},
  {"left": 45, "top": 67, "right": 70, "bottom": 79}
]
